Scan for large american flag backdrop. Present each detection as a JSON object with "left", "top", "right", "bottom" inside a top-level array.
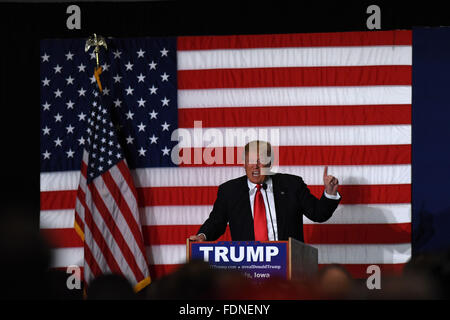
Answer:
[{"left": 40, "top": 30, "right": 412, "bottom": 280}]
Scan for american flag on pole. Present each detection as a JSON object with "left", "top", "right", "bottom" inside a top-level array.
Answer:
[
  {"left": 40, "top": 30, "right": 411, "bottom": 280},
  {"left": 73, "top": 68, "right": 151, "bottom": 291}
]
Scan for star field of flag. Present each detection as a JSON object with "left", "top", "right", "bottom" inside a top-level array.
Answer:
[
  {"left": 40, "top": 37, "right": 178, "bottom": 172},
  {"left": 84, "top": 90, "right": 125, "bottom": 182}
]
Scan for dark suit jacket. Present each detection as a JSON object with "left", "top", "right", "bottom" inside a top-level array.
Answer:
[{"left": 197, "top": 173, "right": 340, "bottom": 242}]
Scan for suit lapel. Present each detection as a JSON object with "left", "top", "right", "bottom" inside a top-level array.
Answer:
[
  {"left": 236, "top": 176, "right": 254, "bottom": 240},
  {"left": 271, "top": 174, "right": 287, "bottom": 240}
]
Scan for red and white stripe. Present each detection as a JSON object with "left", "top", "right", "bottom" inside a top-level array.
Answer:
[
  {"left": 73, "top": 150, "right": 150, "bottom": 289},
  {"left": 40, "top": 30, "right": 412, "bottom": 279}
]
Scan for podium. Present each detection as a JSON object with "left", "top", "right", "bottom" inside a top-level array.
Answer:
[{"left": 187, "top": 237, "right": 318, "bottom": 282}]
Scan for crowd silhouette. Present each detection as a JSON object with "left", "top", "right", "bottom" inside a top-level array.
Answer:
[{"left": 1, "top": 208, "right": 449, "bottom": 300}]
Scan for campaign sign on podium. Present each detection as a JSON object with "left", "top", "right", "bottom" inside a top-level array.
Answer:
[
  {"left": 188, "top": 241, "right": 289, "bottom": 280},
  {"left": 187, "top": 238, "right": 319, "bottom": 281}
]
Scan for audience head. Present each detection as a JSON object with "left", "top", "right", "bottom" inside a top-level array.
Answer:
[
  {"left": 0, "top": 206, "right": 51, "bottom": 299},
  {"left": 402, "top": 250, "right": 450, "bottom": 299},
  {"left": 146, "top": 259, "right": 252, "bottom": 300},
  {"left": 86, "top": 273, "right": 136, "bottom": 300},
  {"left": 315, "top": 264, "right": 355, "bottom": 299}
]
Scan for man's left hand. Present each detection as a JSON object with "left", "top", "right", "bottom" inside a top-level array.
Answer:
[{"left": 323, "top": 166, "right": 339, "bottom": 196}]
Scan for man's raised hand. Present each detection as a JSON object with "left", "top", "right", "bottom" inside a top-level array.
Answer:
[{"left": 323, "top": 166, "right": 339, "bottom": 196}]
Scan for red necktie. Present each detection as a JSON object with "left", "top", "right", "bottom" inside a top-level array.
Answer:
[{"left": 253, "top": 184, "right": 268, "bottom": 241}]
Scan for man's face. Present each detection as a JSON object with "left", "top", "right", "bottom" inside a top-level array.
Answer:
[{"left": 244, "top": 151, "right": 271, "bottom": 184}]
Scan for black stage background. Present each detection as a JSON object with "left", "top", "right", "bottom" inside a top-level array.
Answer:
[{"left": 0, "top": 0, "right": 450, "bottom": 312}]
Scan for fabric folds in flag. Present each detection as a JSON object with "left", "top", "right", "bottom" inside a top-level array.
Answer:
[{"left": 74, "top": 70, "right": 150, "bottom": 291}]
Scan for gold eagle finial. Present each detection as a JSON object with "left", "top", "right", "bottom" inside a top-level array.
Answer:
[{"left": 85, "top": 33, "right": 107, "bottom": 68}]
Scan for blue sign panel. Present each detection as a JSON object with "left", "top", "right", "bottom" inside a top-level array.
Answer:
[{"left": 190, "top": 241, "right": 288, "bottom": 280}]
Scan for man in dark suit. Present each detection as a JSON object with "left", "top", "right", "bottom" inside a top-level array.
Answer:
[{"left": 189, "top": 140, "right": 341, "bottom": 242}]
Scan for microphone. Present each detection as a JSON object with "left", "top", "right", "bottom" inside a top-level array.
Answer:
[{"left": 262, "top": 182, "right": 277, "bottom": 241}]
